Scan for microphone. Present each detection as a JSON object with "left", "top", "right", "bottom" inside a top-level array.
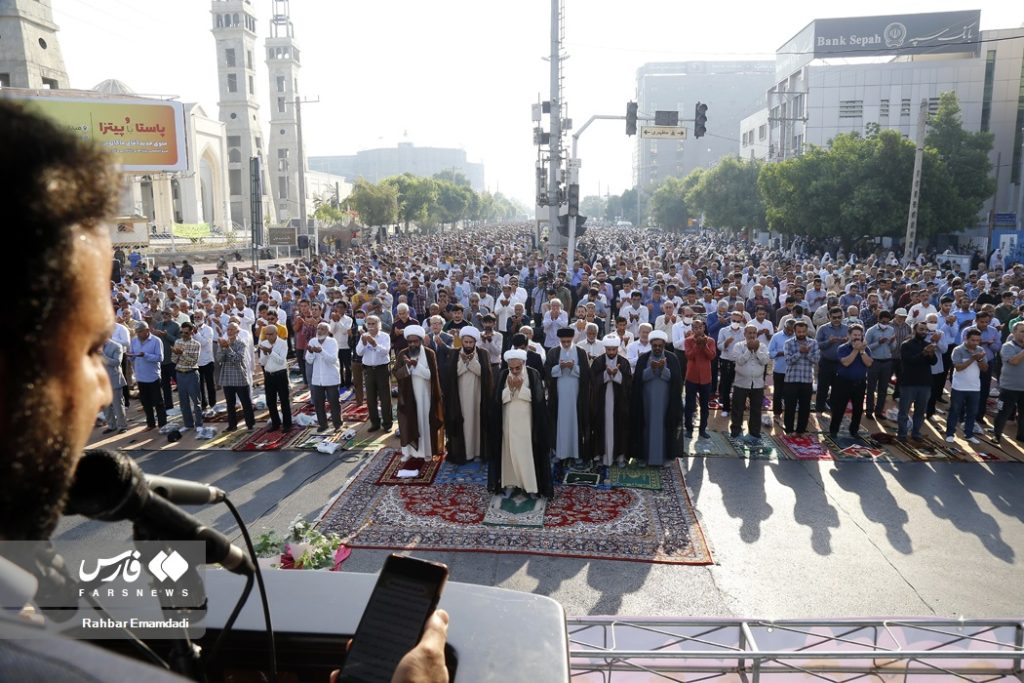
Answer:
[
  {"left": 65, "top": 450, "right": 254, "bottom": 576},
  {"left": 147, "top": 475, "right": 225, "bottom": 506}
]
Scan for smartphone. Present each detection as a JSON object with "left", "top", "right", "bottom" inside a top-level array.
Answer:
[{"left": 339, "top": 554, "right": 448, "bottom": 683}]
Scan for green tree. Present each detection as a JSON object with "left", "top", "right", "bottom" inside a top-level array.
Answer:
[
  {"left": 432, "top": 169, "right": 471, "bottom": 187},
  {"left": 758, "top": 130, "right": 961, "bottom": 246},
  {"left": 580, "top": 195, "right": 605, "bottom": 220},
  {"left": 345, "top": 179, "right": 398, "bottom": 230},
  {"left": 650, "top": 177, "right": 689, "bottom": 232},
  {"left": 690, "top": 157, "right": 764, "bottom": 232},
  {"left": 925, "top": 91, "right": 995, "bottom": 229},
  {"left": 312, "top": 192, "right": 346, "bottom": 225},
  {"left": 604, "top": 194, "right": 623, "bottom": 222},
  {"left": 432, "top": 179, "right": 473, "bottom": 229},
  {"left": 384, "top": 174, "right": 437, "bottom": 235},
  {"left": 679, "top": 168, "right": 706, "bottom": 214}
]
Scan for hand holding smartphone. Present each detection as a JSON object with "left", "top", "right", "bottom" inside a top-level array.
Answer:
[{"left": 338, "top": 554, "right": 449, "bottom": 683}]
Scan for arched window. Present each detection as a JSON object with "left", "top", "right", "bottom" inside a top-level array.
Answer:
[
  {"left": 233, "top": 13, "right": 239, "bottom": 26},
  {"left": 229, "top": 148, "right": 241, "bottom": 163},
  {"left": 216, "top": 14, "right": 222, "bottom": 27}
]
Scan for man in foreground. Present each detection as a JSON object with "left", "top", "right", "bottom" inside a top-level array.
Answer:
[{"left": 0, "top": 101, "right": 448, "bottom": 683}]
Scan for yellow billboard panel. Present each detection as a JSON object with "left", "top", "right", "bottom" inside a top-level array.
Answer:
[{"left": 4, "top": 94, "right": 187, "bottom": 172}]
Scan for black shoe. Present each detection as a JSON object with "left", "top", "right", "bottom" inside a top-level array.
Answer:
[
  {"left": 937, "top": 397, "right": 948, "bottom": 404},
  {"left": 829, "top": 432, "right": 839, "bottom": 439},
  {"left": 699, "top": 431, "right": 710, "bottom": 439},
  {"left": 270, "top": 424, "right": 281, "bottom": 432},
  {"left": 368, "top": 425, "right": 381, "bottom": 433},
  {"left": 730, "top": 432, "right": 741, "bottom": 439},
  {"left": 992, "top": 435, "right": 1001, "bottom": 445},
  {"left": 383, "top": 424, "right": 394, "bottom": 431},
  {"left": 118, "top": 428, "right": 128, "bottom": 434},
  {"left": 283, "top": 424, "right": 292, "bottom": 431},
  {"left": 317, "top": 426, "right": 329, "bottom": 433},
  {"left": 102, "top": 428, "right": 115, "bottom": 434},
  {"left": 685, "top": 430, "right": 693, "bottom": 437},
  {"left": 224, "top": 426, "right": 237, "bottom": 433}
]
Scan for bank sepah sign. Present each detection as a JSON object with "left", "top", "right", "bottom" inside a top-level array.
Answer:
[{"left": 812, "top": 10, "right": 981, "bottom": 59}]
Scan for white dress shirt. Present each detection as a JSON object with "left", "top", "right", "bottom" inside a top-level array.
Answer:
[
  {"left": 356, "top": 331, "right": 392, "bottom": 367},
  {"left": 258, "top": 337, "right": 289, "bottom": 373},
  {"left": 307, "top": 335, "right": 342, "bottom": 386},
  {"left": 194, "top": 323, "right": 216, "bottom": 365}
]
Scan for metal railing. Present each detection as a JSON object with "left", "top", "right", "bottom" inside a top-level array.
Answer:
[{"left": 568, "top": 617, "right": 1024, "bottom": 682}]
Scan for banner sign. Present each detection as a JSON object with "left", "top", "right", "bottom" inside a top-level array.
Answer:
[
  {"left": 5, "top": 93, "right": 187, "bottom": 172},
  {"left": 812, "top": 10, "right": 982, "bottom": 59}
]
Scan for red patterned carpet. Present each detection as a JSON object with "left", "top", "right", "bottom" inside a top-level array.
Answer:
[{"left": 318, "top": 451, "right": 713, "bottom": 565}]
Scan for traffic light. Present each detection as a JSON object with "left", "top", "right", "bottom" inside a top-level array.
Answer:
[
  {"left": 694, "top": 101, "right": 708, "bottom": 138},
  {"left": 556, "top": 213, "right": 587, "bottom": 237},
  {"left": 567, "top": 183, "right": 579, "bottom": 217},
  {"left": 626, "top": 101, "right": 638, "bottom": 136}
]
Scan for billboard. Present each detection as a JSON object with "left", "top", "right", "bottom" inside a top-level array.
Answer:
[
  {"left": 4, "top": 93, "right": 187, "bottom": 172},
  {"left": 267, "top": 227, "right": 297, "bottom": 246},
  {"left": 811, "top": 10, "right": 982, "bottom": 59}
]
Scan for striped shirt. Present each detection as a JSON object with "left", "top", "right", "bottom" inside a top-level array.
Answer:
[{"left": 783, "top": 337, "right": 820, "bottom": 384}]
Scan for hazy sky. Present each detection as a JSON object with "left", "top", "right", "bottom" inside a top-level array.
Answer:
[{"left": 53, "top": 1, "right": 1021, "bottom": 205}]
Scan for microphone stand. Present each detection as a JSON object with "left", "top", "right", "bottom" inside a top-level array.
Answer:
[{"left": 133, "top": 520, "right": 208, "bottom": 682}]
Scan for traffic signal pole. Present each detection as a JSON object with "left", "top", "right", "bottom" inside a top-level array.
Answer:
[{"left": 567, "top": 113, "right": 652, "bottom": 273}]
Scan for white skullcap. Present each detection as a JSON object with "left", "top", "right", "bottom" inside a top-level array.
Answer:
[
  {"left": 403, "top": 324, "right": 425, "bottom": 339},
  {"left": 649, "top": 330, "right": 669, "bottom": 343},
  {"left": 602, "top": 336, "right": 620, "bottom": 348},
  {"left": 504, "top": 349, "right": 528, "bottom": 362},
  {"left": 460, "top": 326, "right": 481, "bottom": 341}
]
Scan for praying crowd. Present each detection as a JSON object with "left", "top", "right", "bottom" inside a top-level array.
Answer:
[{"left": 107, "top": 224, "right": 1024, "bottom": 498}]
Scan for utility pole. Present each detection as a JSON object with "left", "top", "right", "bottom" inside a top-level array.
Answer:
[
  {"left": 1018, "top": 126, "right": 1024, "bottom": 230},
  {"left": 987, "top": 151, "right": 1002, "bottom": 255},
  {"left": 903, "top": 99, "right": 928, "bottom": 263},
  {"left": 548, "top": 0, "right": 562, "bottom": 253},
  {"left": 292, "top": 95, "right": 319, "bottom": 259}
]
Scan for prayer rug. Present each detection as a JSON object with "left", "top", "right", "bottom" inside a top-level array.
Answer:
[
  {"left": 231, "top": 425, "right": 305, "bottom": 452},
  {"left": 318, "top": 455, "right": 713, "bottom": 565},
  {"left": 942, "top": 440, "right": 1014, "bottom": 463},
  {"left": 289, "top": 427, "right": 352, "bottom": 450},
  {"left": 886, "top": 435, "right": 959, "bottom": 462},
  {"left": 775, "top": 434, "right": 833, "bottom": 461},
  {"left": 724, "top": 434, "right": 780, "bottom": 460},
  {"left": 682, "top": 430, "right": 736, "bottom": 457},
  {"left": 821, "top": 434, "right": 890, "bottom": 462},
  {"left": 375, "top": 448, "right": 443, "bottom": 486},
  {"left": 606, "top": 466, "right": 663, "bottom": 490},
  {"left": 195, "top": 426, "right": 252, "bottom": 451},
  {"left": 482, "top": 494, "right": 547, "bottom": 528},
  {"left": 434, "top": 460, "right": 489, "bottom": 486},
  {"left": 342, "top": 404, "right": 369, "bottom": 422},
  {"left": 563, "top": 470, "right": 602, "bottom": 486}
]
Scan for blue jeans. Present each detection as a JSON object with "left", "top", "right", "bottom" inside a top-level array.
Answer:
[
  {"left": 945, "top": 389, "right": 979, "bottom": 439},
  {"left": 897, "top": 385, "right": 930, "bottom": 438},
  {"left": 176, "top": 370, "right": 204, "bottom": 429}
]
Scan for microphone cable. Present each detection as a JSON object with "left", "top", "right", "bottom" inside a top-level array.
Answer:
[{"left": 203, "top": 494, "right": 278, "bottom": 683}]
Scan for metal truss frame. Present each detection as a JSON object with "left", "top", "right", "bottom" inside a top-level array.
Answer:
[{"left": 568, "top": 618, "right": 1024, "bottom": 682}]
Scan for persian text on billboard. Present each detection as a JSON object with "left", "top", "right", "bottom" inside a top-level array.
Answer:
[{"left": 7, "top": 95, "right": 187, "bottom": 172}]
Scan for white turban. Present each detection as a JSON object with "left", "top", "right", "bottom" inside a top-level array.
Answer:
[
  {"left": 503, "top": 349, "right": 528, "bottom": 362},
  {"left": 460, "top": 326, "right": 481, "bottom": 341},
  {"left": 403, "top": 324, "right": 425, "bottom": 339},
  {"left": 602, "top": 336, "right": 620, "bottom": 348},
  {"left": 649, "top": 330, "right": 669, "bottom": 343}
]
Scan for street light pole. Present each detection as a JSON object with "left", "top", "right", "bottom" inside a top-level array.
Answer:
[{"left": 903, "top": 100, "right": 928, "bottom": 263}]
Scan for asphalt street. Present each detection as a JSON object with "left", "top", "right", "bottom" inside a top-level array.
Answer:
[{"left": 55, "top": 445, "right": 1024, "bottom": 619}]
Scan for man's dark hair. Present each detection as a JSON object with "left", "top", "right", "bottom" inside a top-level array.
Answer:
[
  {"left": 964, "top": 329, "right": 982, "bottom": 340},
  {"left": 1, "top": 101, "right": 119, "bottom": 539},
  {"left": 4, "top": 101, "right": 118, "bottom": 350}
]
